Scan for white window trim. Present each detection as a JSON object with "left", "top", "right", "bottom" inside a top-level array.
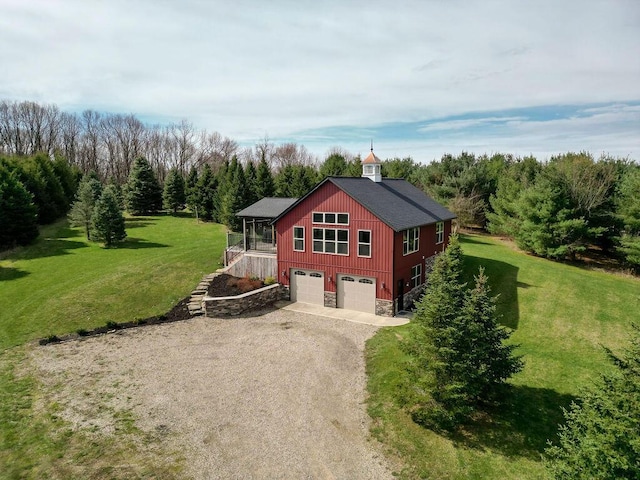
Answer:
[
  {"left": 312, "top": 227, "right": 349, "bottom": 256},
  {"left": 293, "top": 226, "right": 305, "bottom": 252},
  {"left": 312, "top": 212, "right": 349, "bottom": 225},
  {"left": 411, "top": 264, "right": 422, "bottom": 288},
  {"left": 357, "top": 229, "right": 372, "bottom": 258},
  {"left": 403, "top": 227, "right": 420, "bottom": 256},
  {"left": 436, "top": 221, "right": 444, "bottom": 244}
]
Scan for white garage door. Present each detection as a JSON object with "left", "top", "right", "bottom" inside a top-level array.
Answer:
[
  {"left": 337, "top": 274, "right": 376, "bottom": 314},
  {"left": 290, "top": 269, "right": 324, "bottom": 305}
]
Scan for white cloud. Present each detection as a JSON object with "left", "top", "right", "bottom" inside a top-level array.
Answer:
[{"left": 0, "top": 0, "right": 638, "bottom": 156}]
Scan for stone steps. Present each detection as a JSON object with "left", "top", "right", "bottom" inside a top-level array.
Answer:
[{"left": 187, "top": 273, "right": 220, "bottom": 317}]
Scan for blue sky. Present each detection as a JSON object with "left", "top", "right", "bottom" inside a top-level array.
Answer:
[{"left": 1, "top": 0, "right": 638, "bottom": 163}]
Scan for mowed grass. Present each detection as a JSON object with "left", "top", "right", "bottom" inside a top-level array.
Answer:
[
  {"left": 0, "top": 214, "right": 226, "bottom": 350},
  {"left": 366, "top": 233, "right": 639, "bottom": 480},
  {"left": 0, "top": 214, "right": 226, "bottom": 479}
]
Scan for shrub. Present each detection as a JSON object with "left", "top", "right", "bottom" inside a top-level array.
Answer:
[
  {"left": 264, "top": 276, "right": 276, "bottom": 285},
  {"left": 76, "top": 328, "right": 89, "bottom": 336},
  {"left": 237, "top": 275, "right": 264, "bottom": 293},
  {"left": 105, "top": 320, "right": 120, "bottom": 330}
]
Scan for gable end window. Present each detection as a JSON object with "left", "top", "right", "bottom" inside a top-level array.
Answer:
[
  {"left": 411, "top": 264, "right": 422, "bottom": 288},
  {"left": 436, "top": 221, "right": 444, "bottom": 244},
  {"left": 313, "top": 228, "right": 348, "bottom": 255},
  {"left": 358, "top": 230, "right": 371, "bottom": 257},
  {"left": 403, "top": 227, "right": 420, "bottom": 255},
  {"left": 293, "top": 226, "right": 304, "bottom": 252},
  {"left": 312, "top": 212, "right": 349, "bottom": 225}
]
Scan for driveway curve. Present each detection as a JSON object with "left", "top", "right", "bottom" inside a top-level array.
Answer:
[{"left": 34, "top": 308, "right": 394, "bottom": 479}]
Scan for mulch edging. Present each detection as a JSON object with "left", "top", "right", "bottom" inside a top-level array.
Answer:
[{"left": 38, "top": 296, "right": 193, "bottom": 346}]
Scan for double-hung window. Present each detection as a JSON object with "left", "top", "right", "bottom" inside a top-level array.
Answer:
[
  {"left": 411, "top": 264, "right": 422, "bottom": 288},
  {"left": 436, "top": 221, "right": 444, "bottom": 244},
  {"left": 293, "top": 226, "right": 304, "bottom": 251},
  {"left": 358, "top": 230, "right": 371, "bottom": 257},
  {"left": 403, "top": 227, "right": 419, "bottom": 255},
  {"left": 313, "top": 228, "right": 349, "bottom": 255}
]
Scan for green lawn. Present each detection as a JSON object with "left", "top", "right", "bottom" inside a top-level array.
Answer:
[
  {"left": 366, "top": 233, "right": 639, "bottom": 480},
  {"left": 1, "top": 215, "right": 225, "bottom": 350},
  {"left": 0, "top": 214, "right": 226, "bottom": 479}
]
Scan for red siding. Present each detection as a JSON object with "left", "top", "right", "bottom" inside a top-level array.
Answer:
[
  {"left": 276, "top": 182, "right": 395, "bottom": 300},
  {"left": 392, "top": 219, "right": 453, "bottom": 299}
]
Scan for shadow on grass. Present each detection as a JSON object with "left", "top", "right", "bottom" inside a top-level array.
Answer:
[
  {"left": 459, "top": 234, "right": 494, "bottom": 245},
  {"left": 450, "top": 385, "right": 575, "bottom": 460},
  {"left": 115, "top": 237, "right": 169, "bottom": 249},
  {"left": 462, "top": 255, "right": 534, "bottom": 330},
  {"left": 0, "top": 267, "right": 30, "bottom": 282},
  {"left": 125, "top": 217, "right": 157, "bottom": 229},
  {"left": 10, "top": 238, "right": 88, "bottom": 261}
]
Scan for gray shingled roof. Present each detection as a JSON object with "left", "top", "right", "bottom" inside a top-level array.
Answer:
[
  {"left": 236, "top": 197, "right": 298, "bottom": 218},
  {"left": 273, "top": 177, "right": 456, "bottom": 231}
]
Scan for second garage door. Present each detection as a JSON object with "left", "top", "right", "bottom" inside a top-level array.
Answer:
[
  {"left": 337, "top": 274, "right": 376, "bottom": 314},
  {"left": 290, "top": 269, "right": 324, "bottom": 305}
]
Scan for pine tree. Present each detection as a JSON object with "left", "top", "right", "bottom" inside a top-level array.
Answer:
[
  {"left": 409, "top": 235, "right": 522, "bottom": 429},
  {"left": 219, "top": 162, "right": 248, "bottom": 231},
  {"left": 244, "top": 160, "right": 258, "bottom": 206},
  {"left": 319, "top": 153, "right": 348, "bottom": 178},
  {"left": 195, "top": 164, "right": 217, "bottom": 221},
  {"left": 616, "top": 166, "right": 640, "bottom": 270},
  {"left": 255, "top": 157, "right": 275, "bottom": 199},
  {"left": 546, "top": 325, "right": 640, "bottom": 480},
  {"left": 125, "top": 157, "right": 162, "bottom": 215},
  {"left": 163, "top": 169, "right": 186, "bottom": 213},
  {"left": 185, "top": 166, "right": 199, "bottom": 212},
  {"left": 91, "top": 185, "right": 126, "bottom": 247},
  {"left": 68, "top": 176, "right": 103, "bottom": 240},
  {"left": 0, "top": 165, "right": 39, "bottom": 248}
]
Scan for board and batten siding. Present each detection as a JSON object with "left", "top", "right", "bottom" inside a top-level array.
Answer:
[
  {"left": 276, "top": 182, "right": 395, "bottom": 301},
  {"left": 392, "top": 219, "right": 453, "bottom": 300}
]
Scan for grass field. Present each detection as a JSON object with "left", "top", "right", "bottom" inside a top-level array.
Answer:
[
  {"left": 0, "top": 214, "right": 226, "bottom": 479},
  {"left": 366, "top": 233, "right": 639, "bottom": 480}
]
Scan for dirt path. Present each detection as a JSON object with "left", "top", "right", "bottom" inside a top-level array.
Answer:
[{"left": 33, "top": 308, "right": 394, "bottom": 479}]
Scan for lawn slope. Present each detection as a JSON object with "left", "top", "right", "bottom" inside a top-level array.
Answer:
[
  {"left": 0, "top": 215, "right": 225, "bottom": 350},
  {"left": 367, "top": 233, "right": 639, "bottom": 480}
]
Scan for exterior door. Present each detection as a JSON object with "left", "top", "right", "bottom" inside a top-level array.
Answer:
[
  {"left": 290, "top": 269, "right": 324, "bottom": 305},
  {"left": 337, "top": 274, "right": 376, "bottom": 314}
]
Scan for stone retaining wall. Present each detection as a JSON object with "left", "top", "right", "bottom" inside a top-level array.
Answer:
[{"left": 203, "top": 283, "right": 287, "bottom": 317}]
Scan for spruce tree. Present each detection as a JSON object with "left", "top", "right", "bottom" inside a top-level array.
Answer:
[
  {"left": 185, "top": 166, "right": 199, "bottom": 212},
  {"left": 244, "top": 160, "right": 258, "bottom": 206},
  {"left": 255, "top": 157, "right": 275, "bottom": 199},
  {"left": 163, "top": 169, "right": 186, "bottom": 213},
  {"left": 409, "top": 235, "right": 522, "bottom": 429},
  {"left": 91, "top": 185, "right": 126, "bottom": 247},
  {"left": 546, "top": 325, "right": 640, "bottom": 480},
  {"left": 219, "top": 162, "right": 248, "bottom": 231},
  {"left": 0, "top": 166, "right": 39, "bottom": 248},
  {"left": 195, "top": 164, "right": 217, "bottom": 221},
  {"left": 125, "top": 157, "right": 162, "bottom": 215},
  {"left": 68, "top": 176, "right": 103, "bottom": 240}
]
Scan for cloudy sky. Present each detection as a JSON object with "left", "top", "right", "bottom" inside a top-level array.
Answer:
[{"left": 1, "top": 0, "right": 639, "bottom": 162}]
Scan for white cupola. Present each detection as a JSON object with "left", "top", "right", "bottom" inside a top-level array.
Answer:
[{"left": 361, "top": 145, "right": 382, "bottom": 182}]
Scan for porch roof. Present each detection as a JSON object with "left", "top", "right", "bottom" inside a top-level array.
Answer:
[{"left": 236, "top": 197, "right": 298, "bottom": 219}]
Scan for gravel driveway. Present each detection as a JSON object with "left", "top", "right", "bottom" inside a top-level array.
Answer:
[{"left": 34, "top": 308, "right": 394, "bottom": 479}]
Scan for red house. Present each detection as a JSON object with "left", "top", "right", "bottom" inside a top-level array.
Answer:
[{"left": 272, "top": 150, "right": 455, "bottom": 316}]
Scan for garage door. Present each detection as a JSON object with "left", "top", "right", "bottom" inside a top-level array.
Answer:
[
  {"left": 337, "top": 274, "right": 376, "bottom": 314},
  {"left": 290, "top": 269, "right": 324, "bottom": 305}
]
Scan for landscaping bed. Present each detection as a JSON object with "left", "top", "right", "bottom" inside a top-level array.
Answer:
[{"left": 207, "top": 273, "right": 265, "bottom": 297}]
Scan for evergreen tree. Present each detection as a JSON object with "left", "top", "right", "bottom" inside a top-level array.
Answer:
[
  {"left": 195, "top": 164, "right": 217, "bottom": 221},
  {"left": 408, "top": 235, "right": 522, "bottom": 429},
  {"left": 616, "top": 166, "right": 640, "bottom": 269},
  {"left": 185, "top": 166, "right": 199, "bottom": 212},
  {"left": 68, "top": 176, "right": 103, "bottom": 240},
  {"left": 319, "top": 153, "right": 348, "bottom": 178},
  {"left": 163, "top": 168, "right": 186, "bottom": 213},
  {"left": 91, "top": 185, "right": 126, "bottom": 247},
  {"left": 219, "top": 162, "right": 248, "bottom": 231},
  {"left": 125, "top": 157, "right": 162, "bottom": 215},
  {"left": 275, "top": 165, "right": 295, "bottom": 197},
  {"left": 52, "top": 155, "right": 81, "bottom": 206},
  {"left": 0, "top": 165, "right": 39, "bottom": 248},
  {"left": 255, "top": 157, "right": 275, "bottom": 199},
  {"left": 244, "top": 160, "right": 258, "bottom": 206},
  {"left": 107, "top": 176, "right": 124, "bottom": 210},
  {"left": 546, "top": 325, "right": 640, "bottom": 480}
]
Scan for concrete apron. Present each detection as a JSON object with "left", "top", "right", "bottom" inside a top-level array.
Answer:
[{"left": 274, "top": 300, "right": 411, "bottom": 327}]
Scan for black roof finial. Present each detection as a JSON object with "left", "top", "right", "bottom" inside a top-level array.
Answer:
[{"left": 370, "top": 139, "right": 373, "bottom": 152}]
